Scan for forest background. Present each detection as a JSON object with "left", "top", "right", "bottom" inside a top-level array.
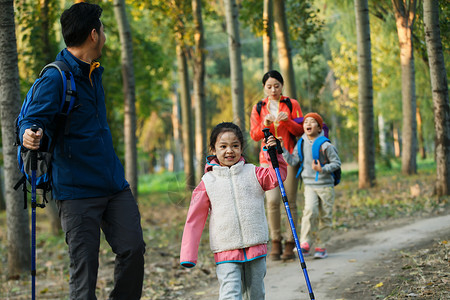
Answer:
[{"left": 0, "top": 0, "right": 449, "bottom": 298}]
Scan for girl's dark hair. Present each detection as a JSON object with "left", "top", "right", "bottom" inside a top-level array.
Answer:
[
  {"left": 61, "top": 3, "right": 103, "bottom": 47},
  {"left": 209, "top": 122, "right": 244, "bottom": 153},
  {"left": 262, "top": 70, "right": 284, "bottom": 86}
]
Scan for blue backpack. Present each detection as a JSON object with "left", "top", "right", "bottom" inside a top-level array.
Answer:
[
  {"left": 295, "top": 136, "right": 341, "bottom": 186},
  {"left": 14, "top": 61, "right": 77, "bottom": 207}
]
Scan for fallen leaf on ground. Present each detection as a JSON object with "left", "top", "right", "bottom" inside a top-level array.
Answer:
[{"left": 374, "top": 282, "right": 383, "bottom": 288}]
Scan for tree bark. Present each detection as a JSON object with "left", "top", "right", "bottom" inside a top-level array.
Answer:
[
  {"left": 192, "top": 0, "right": 206, "bottom": 183},
  {"left": 171, "top": 91, "right": 183, "bottom": 173},
  {"left": 114, "top": 0, "right": 138, "bottom": 200},
  {"left": 393, "top": 123, "right": 401, "bottom": 158},
  {"left": 378, "top": 115, "right": 388, "bottom": 157},
  {"left": 0, "top": 0, "right": 31, "bottom": 276},
  {"left": 392, "top": 0, "right": 418, "bottom": 175},
  {"left": 224, "top": 0, "right": 245, "bottom": 132},
  {"left": 416, "top": 107, "right": 426, "bottom": 159},
  {"left": 263, "top": 0, "right": 273, "bottom": 72},
  {"left": 273, "top": 0, "right": 297, "bottom": 100},
  {"left": 355, "top": 0, "right": 376, "bottom": 188},
  {"left": 176, "top": 41, "right": 195, "bottom": 190},
  {"left": 423, "top": 0, "right": 450, "bottom": 196}
]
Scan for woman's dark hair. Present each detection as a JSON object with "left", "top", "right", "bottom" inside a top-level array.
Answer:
[
  {"left": 209, "top": 122, "right": 245, "bottom": 153},
  {"left": 262, "top": 70, "right": 284, "bottom": 86},
  {"left": 61, "top": 3, "right": 103, "bottom": 47}
]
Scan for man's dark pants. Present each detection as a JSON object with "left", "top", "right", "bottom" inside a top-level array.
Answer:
[{"left": 57, "top": 188, "right": 145, "bottom": 300}]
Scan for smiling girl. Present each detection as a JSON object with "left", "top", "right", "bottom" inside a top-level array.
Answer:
[{"left": 180, "top": 122, "right": 287, "bottom": 300}]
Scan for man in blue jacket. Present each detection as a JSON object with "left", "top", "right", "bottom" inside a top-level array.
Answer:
[{"left": 20, "top": 3, "right": 145, "bottom": 299}]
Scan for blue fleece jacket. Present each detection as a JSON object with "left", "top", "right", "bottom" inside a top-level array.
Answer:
[{"left": 19, "top": 49, "right": 128, "bottom": 200}]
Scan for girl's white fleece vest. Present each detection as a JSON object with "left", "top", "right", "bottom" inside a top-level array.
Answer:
[{"left": 202, "top": 161, "right": 269, "bottom": 253}]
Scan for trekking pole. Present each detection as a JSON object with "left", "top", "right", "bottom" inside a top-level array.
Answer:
[
  {"left": 30, "top": 124, "right": 39, "bottom": 300},
  {"left": 263, "top": 128, "right": 315, "bottom": 300}
]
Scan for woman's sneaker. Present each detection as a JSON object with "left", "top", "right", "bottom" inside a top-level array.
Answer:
[
  {"left": 314, "top": 248, "right": 328, "bottom": 259},
  {"left": 300, "top": 242, "right": 310, "bottom": 256}
]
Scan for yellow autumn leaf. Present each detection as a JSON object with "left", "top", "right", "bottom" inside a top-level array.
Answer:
[
  {"left": 442, "top": 240, "right": 448, "bottom": 244},
  {"left": 374, "top": 282, "right": 384, "bottom": 288}
]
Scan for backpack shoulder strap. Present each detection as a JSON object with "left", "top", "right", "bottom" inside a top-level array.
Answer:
[
  {"left": 43, "top": 61, "right": 77, "bottom": 152},
  {"left": 40, "top": 61, "right": 77, "bottom": 114},
  {"left": 297, "top": 137, "right": 304, "bottom": 162},
  {"left": 256, "top": 100, "right": 264, "bottom": 116},
  {"left": 312, "top": 136, "right": 330, "bottom": 182},
  {"left": 280, "top": 97, "right": 293, "bottom": 113},
  {"left": 312, "top": 136, "right": 330, "bottom": 161},
  {"left": 295, "top": 137, "right": 304, "bottom": 178}
]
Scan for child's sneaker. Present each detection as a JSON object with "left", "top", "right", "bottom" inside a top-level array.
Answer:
[
  {"left": 300, "top": 242, "right": 310, "bottom": 257},
  {"left": 314, "top": 248, "right": 328, "bottom": 259}
]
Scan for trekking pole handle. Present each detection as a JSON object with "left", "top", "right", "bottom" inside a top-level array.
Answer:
[
  {"left": 262, "top": 128, "right": 280, "bottom": 169},
  {"left": 30, "top": 125, "right": 39, "bottom": 172}
]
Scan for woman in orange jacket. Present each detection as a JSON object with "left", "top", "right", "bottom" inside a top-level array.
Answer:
[{"left": 250, "top": 70, "right": 304, "bottom": 260}]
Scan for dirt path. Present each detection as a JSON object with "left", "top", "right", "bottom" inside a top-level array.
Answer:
[{"left": 186, "top": 213, "right": 450, "bottom": 299}]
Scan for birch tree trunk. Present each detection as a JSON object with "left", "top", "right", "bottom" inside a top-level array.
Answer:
[
  {"left": 423, "top": 0, "right": 450, "bottom": 196},
  {"left": 273, "top": 0, "right": 297, "bottom": 100},
  {"left": 263, "top": 0, "right": 273, "bottom": 72},
  {"left": 355, "top": 0, "right": 376, "bottom": 188},
  {"left": 378, "top": 115, "right": 388, "bottom": 157},
  {"left": 114, "top": 0, "right": 138, "bottom": 200},
  {"left": 224, "top": 0, "right": 245, "bottom": 132},
  {"left": 0, "top": 0, "right": 30, "bottom": 276},
  {"left": 392, "top": 0, "right": 418, "bottom": 175},
  {"left": 192, "top": 0, "right": 206, "bottom": 183}
]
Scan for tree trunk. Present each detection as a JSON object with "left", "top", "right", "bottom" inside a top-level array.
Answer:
[
  {"left": 114, "top": 0, "right": 138, "bottom": 200},
  {"left": 393, "top": 123, "right": 401, "bottom": 158},
  {"left": 0, "top": 0, "right": 31, "bottom": 276},
  {"left": 263, "top": 0, "right": 273, "bottom": 72},
  {"left": 192, "top": 0, "right": 206, "bottom": 183},
  {"left": 416, "top": 106, "right": 426, "bottom": 159},
  {"left": 0, "top": 167, "right": 5, "bottom": 210},
  {"left": 378, "top": 115, "right": 388, "bottom": 157},
  {"left": 45, "top": 198, "right": 61, "bottom": 235},
  {"left": 355, "top": 0, "right": 376, "bottom": 188},
  {"left": 40, "top": 0, "right": 52, "bottom": 63},
  {"left": 392, "top": 0, "right": 418, "bottom": 175},
  {"left": 423, "top": 0, "right": 450, "bottom": 196},
  {"left": 224, "top": 0, "right": 245, "bottom": 132},
  {"left": 273, "top": 0, "right": 297, "bottom": 100},
  {"left": 171, "top": 91, "right": 183, "bottom": 173},
  {"left": 176, "top": 42, "right": 195, "bottom": 190}
]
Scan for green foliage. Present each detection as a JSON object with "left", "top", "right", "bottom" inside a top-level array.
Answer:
[
  {"left": 12, "top": 0, "right": 450, "bottom": 172},
  {"left": 138, "top": 171, "right": 187, "bottom": 196},
  {"left": 16, "top": 0, "right": 61, "bottom": 97},
  {"left": 239, "top": 0, "right": 264, "bottom": 36}
]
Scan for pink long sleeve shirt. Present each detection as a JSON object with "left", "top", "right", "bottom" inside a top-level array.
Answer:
[{"left": 180, "top": 150, "right": 287, "bottom": 267}]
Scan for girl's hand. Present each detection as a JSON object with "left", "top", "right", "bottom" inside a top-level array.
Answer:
[
  {"left": 264, "top": 114, "right": 275, "bottom": 126},
  {"left": 312, "top": 160, "right": 322, "bottom": 172},
  {"left": 276, "top": 111, "right": 288, "bottom": 122},
  {"left": 265, "top": 135, "right": 277, "bottom": 148}
]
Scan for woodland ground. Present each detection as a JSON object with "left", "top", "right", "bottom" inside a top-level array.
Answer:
[{"left": 0, "top": 160, "right": 449, "bottom": 299}]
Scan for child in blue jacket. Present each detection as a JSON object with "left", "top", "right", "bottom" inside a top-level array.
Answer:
[{"left": 282, "top": 113, "right": 341, "bottom": 259}]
